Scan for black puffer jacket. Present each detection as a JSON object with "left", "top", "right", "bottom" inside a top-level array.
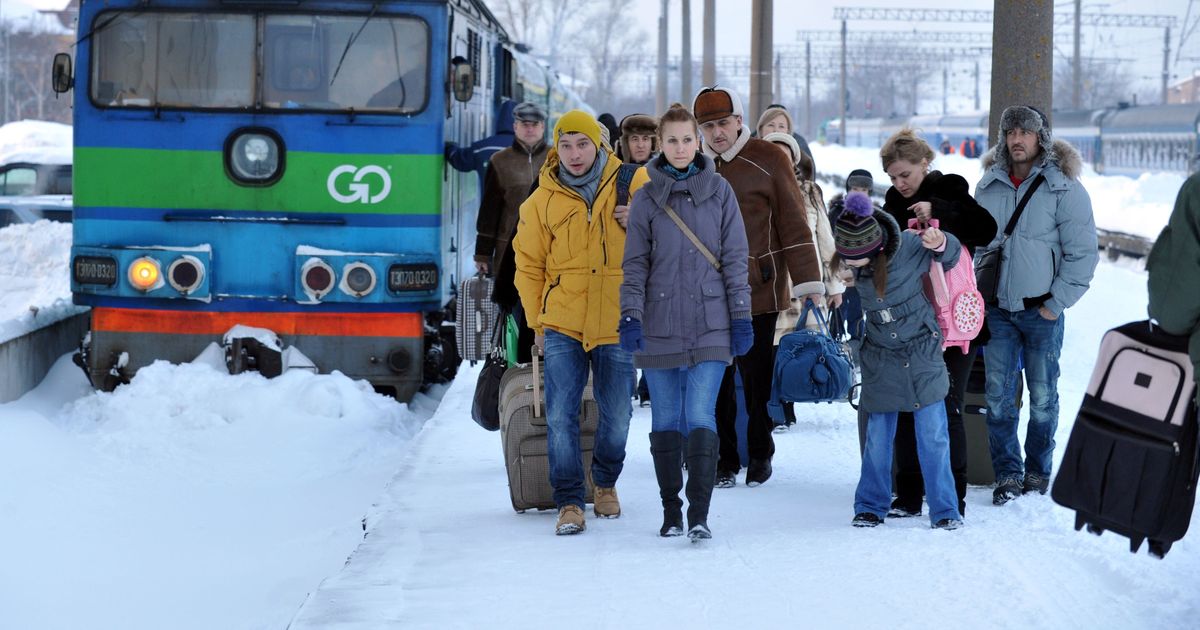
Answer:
[{"left": 882, "top": 171, "right": 997, "bottom": 254}]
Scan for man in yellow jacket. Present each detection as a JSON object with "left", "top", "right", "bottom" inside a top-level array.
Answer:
[{"left": 513, "top": 110, "right": 637, "bottom": 535}]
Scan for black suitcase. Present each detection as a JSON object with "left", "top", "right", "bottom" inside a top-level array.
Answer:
[
  {"left": 961, "top": 350, "right": 1023, "bottom": 486},
  {"left": 1052, "top": 320, "right": 1199, "bottom": 558}
]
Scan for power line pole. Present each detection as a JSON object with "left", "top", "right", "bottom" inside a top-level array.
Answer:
[
  {"left": 1163, "top": 26, "right": 1172, "bottom": 104},
  {"left": 990, "top": 0, "right": 1053, "bottom": 147},
  {"left": 681, "top": 0, "right": 692, "bottom": 104},
  {"left": 805, "top": 40, "right": 812, "bottom": 137},
  {"left": 657, "top": 0, "right": 668, "bottom": 115},
  {"left": 943, "top": 66, "right": 949, "bottom": 114},
  {"left": 839, "top": 19, "right": 846, "bottom": 145},
  {"left": 702, "top": 0, "right": 715, "bottom": 86},
  {"left": 749, "top": 0, "right": 773, "bottom": 121},
  {"left": 1080, "top": 0, "right": 1089, "bottom": 108},
  {"left": 974, "top": 60, "right": 980, "bottom": 110},
  {"left": 774, "top": 51, "right": 782, "bottom": 107}
]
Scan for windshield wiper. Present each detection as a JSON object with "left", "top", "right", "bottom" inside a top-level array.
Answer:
[{"left": 328, "top": 2, "right": 379, "bottom": 87}]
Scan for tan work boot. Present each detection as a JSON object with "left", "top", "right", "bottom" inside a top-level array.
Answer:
[
  {"left": 594, "top": 487, "right": 621, "bottom": 518},
  {"left": 555, "top": 505, "right": 586, "bottom": 535}
]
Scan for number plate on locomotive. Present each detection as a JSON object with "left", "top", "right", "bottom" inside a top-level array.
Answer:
[
  {"left": 73, "top": 255, "right": 119, "bottom": 286},
  {"left": 388, "top": 263, "right": 439, "bottom": 292}
]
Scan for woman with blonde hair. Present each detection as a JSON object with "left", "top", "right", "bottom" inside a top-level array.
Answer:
[{"left": 879, "top": 128, "right": 997, "bottom": 518}]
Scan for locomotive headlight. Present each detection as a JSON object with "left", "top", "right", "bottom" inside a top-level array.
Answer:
[
  {"left": 128, "top": 257, "right": 163, "bottom": 292},
  {"left": 167, "top": 255, "right": 205, "bottom": 294},
  {"left": 226, "top": 129, "right": 283, "bottom": 184},
  {"left": 301, "top": 258, "right": 336, "bottom": 300},
  {"left": 340, "top": 262, "right": 377, "bottom": 298}
]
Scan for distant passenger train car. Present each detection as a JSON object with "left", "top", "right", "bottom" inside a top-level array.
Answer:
[
  {"left": 826, "top": 103, "right": 1200, "bottom": 178},
  {"left": 1097, "top": 103, "right": 1200, "bottom": 177},
  {"left": 1053, "top": 108, "right": 1107, "bottom": 169}
]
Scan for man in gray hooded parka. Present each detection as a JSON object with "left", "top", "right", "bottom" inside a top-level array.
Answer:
[{"left": 974, "top": 105, "right": 1099, "bottom": 506}]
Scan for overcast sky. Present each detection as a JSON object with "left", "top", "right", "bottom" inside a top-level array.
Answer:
[{"left": 631, "top": 0, "right": 1196, "bottom": 103}]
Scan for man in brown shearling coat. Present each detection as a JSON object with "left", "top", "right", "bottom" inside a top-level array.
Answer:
[{"left": 693, "top": 86, "right": 825, "bottom": 488}]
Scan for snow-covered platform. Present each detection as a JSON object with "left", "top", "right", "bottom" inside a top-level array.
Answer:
[{"left": 288, "top": 262, "right": 1199, "bottom": 630}]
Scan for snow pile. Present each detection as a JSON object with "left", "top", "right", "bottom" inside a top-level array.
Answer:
[
  {"left": 0, "top": 119, "right": 72, "bottom": 166},
  {"left": 0, "top": 220, "right": 84, "bottom": 343},
  {"left": 0, "top": 354, "right": 441, "bottom": 630},
  {"left": 810, "top": 142, "right": 1185, "bottom": 240}
]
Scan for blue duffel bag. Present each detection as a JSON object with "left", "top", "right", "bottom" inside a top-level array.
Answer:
[{"left": 767, "top": 299, "right": 853, "bottom": 420}]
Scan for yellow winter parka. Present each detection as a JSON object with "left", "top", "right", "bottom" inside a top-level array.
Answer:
[{"left": 513, "top": 148, "right": 642, "bottom": 350}]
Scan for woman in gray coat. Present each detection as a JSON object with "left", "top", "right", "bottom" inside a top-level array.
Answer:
[
  {"left": 619, "top": 106, "right": 752, "bottom": 541},
  {"left": 832, "top": 192, "right": 964, "bottom": 530}
]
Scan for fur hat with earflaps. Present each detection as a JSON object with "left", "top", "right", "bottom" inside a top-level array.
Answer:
[
  {"left": 617, "top": 114, "right": 658, "bottom": 162},
  {"left": 992, "top": 105, "right": 1053, "bottom": 172}
]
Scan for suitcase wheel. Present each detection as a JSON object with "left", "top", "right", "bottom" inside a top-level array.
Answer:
[
  {"left": 1085, "top": 523, "right": 1104, "bottom": 536},
  {"left": 1074, "top": 513, "right": 1086, "bottom": 532},
  {"left": 1128, "top": 536, "right": 1144, "bottom": 553},
  {"left": 1148, "top": 540, "right": 1171, "bottom": 559}
]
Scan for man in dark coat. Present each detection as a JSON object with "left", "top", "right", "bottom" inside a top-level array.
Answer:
[
  {"left": 474, "top": 102, "right": 548, "bottom": 275},
  {"left": 693, "top": 86, "right": 824, "bottom": 488},
  {"left": 1148, "top": 173, "right": 1200, "bottom": 406}
]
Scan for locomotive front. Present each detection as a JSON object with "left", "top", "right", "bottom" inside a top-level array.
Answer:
[{"left": 65, "top": 0, "right": 456, "bottom": 400}]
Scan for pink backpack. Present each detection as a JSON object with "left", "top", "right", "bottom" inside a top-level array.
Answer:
[{"left": 908, "top": 219, "right": 985, "bottom": 352}]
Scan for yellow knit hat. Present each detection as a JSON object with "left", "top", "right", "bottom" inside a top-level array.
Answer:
[{"left": 553, "top": 109, "right": 602, "bottom": 150}]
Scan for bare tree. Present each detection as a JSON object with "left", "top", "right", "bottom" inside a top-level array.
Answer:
[
  {"left": 494, "top": 0, "right": 544, "bottom": 47},
  {"left": 542, "top": 0, "right": 587, "bottom": 68},
  {"left": 578, "top": 0, "right": 649, "bottom": 113},
  {"left": 2, "top": 25, "right": 71, "bottom": 124},
  {"left": 1053, "top": 56, "right": 1136, "bottom": 109}
]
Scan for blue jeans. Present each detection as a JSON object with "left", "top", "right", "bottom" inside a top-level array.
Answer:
[
  {"left": 855, "top": 402, "right": 961, "bottom": 524},
  {"left": 543, "top": 329, "right": 635, "bottom": 509},
  {"left": 643, "top": 362, "right": 726, "bottom": 434},
  {"left": 984, "top": 306, "right": 1065, "bottom": 481}
]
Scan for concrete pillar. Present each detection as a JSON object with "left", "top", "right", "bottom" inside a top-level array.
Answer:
[
  {"left": 749, "top": 0, "right": 773, "bottom": 122},
  {"left": 657, "top": 0, "right": 669, "bottom": 115},
  {"left": 702, "top": 0, "right": 715, "bottom": 87},
  {"left": 989, "top": 0, "right": 1054, "bottom": 147},
  {"left": 682, "top": 0, "right": 693, "bottom": 103}
]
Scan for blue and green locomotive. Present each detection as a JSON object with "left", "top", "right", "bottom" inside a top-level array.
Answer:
[{"left": 55, "top": 0, "right": 588, "bottom": 400}]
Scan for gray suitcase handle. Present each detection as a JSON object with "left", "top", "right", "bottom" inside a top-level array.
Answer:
[{"left": 532, "top": 344, "right": 542, "bottom": 418}]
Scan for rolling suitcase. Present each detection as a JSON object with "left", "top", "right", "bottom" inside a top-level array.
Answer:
[
  {"left": 456, "top": 274, "right": 497, "bottom": 363},
  {"left": 960, "top": 349, "right": 1024, "bottom": 486},
  {"left": 1052, "top": 320, "right": 1199, "bottom": 558},
  {"left": 499, "top": 347, "right": 598, "bottom": 512}
]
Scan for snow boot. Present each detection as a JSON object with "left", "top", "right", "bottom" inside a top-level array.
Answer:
[
  {"left": 745, "top": 457, "right": 773, "bottom": 487},
  {"left": 852, "top": 512, "right": 883, "bottom": 528},
  {"left": 1022, "top": 472, "right": 1049, "bottom": 495},
  {"left": 650, "top": 431, "right": 685, "bottom": 537},
  {"left": 594, "top": 487, "right": 621, "bottom": 518},
  {"left": 992, "top": 476, "right": 1023, "bottom": 505},
  {"left": 555, "top": 505, "right": 586, "bottom": 535},
  {"left": 685, "top": 428, "right": 718, "bottom": 540}
]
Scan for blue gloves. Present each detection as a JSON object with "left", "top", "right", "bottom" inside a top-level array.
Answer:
[
  {"left": 731, "top": 318, "right": 754, "bottom": 357},
  {"left": 619, "top": 317, "right": 644, "bottom": 353}
]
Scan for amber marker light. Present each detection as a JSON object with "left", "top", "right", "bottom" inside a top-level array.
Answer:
[{"left": 127, "top": 257, "right": 162, "bottom": 292}]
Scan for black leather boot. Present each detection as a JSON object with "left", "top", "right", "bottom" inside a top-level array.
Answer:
[
  {"left": 685, "top": 428, "right": 718, "bottom": 540},
  {"left": 649, "top": 431, "right": 685, "bottom": 537}
]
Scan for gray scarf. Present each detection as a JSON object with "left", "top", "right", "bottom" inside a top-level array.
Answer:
[{"left": 558, "top": 150, "right": 608, "bottom": 212}]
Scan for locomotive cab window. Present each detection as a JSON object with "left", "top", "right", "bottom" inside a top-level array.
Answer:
[
  {"left": 89, "top": 10, "right": 428, "bottom": 114},
  {"left": 91, "top": 13, "right": 255, "bottom": 108}
]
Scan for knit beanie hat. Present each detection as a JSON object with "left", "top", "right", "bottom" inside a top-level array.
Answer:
[
  {"left": 834, "top": 191, "right": 885, "bottom": 260},
  {"left": 763, "top": 132, "right": 801, "bottom": 166},
  {"left": 554, "top": 109, "right": 603, "bottom": 151},
  {"left": 692, "top": 86, "right": 743, "bottom": 124},
  {"left": 845, "top": 168, "right": 874, "bottom": 191}
]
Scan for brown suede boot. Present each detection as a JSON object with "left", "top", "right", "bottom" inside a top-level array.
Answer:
[
  {"left": 594, "top": 487, "right": 621, "bottom": 518},
  {"left": 555, "top": 505, "right": 586, "bottom": 535}
]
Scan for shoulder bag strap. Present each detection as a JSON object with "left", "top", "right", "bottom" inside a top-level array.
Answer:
[
  {"left": 1000, "top": 174, "right": 1046, "bottom": 239},
  {"left": 663, "top": 204, "right": 721, "bottom": 272}
]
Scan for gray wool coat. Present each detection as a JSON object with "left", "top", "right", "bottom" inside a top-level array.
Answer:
[
  {"left": 620, "top": 154, "right": 752, "bottom": 369},
  {"left": 852, "top": 210, "right": 962, "bottom": 414}
]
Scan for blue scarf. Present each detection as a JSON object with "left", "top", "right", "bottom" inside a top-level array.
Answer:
[
  {"left": 658, "top": 157, "right": 701, "bottom": 180},
  {"left": 558, "top": 150, "right": 609, "bottom": 211}
]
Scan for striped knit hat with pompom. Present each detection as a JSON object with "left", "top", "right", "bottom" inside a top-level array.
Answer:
[{"left": 834, "top": 191, "right": 885, "bottom": 260}]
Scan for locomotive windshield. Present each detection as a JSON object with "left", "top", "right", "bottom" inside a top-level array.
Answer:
[{"left": 90, "top": 11, "right": 429, "bottom": 113}]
